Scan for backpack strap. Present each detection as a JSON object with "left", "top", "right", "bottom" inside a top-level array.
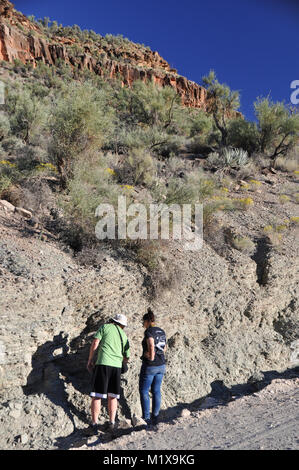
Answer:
[{"left": 114, "top": 324, "right": 124, "bottom": 356}]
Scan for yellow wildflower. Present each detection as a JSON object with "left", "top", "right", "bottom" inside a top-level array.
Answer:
[
  {"left": 279, "top": 195, "right": 290, "bottom": 203},
  {"left": 120, "top": 184, "right": 134, "bottom": 191},
  {"left": 0, "top": 160, "right": 16, "bottom": 167},
  {"left": 235, "top": 197, "right": 254, "bottom": 210},
  {"left": 36, "top": 163, "right": 57, "bottom": 172},
  {"left": 276, "top": 225, "right": 287, "bottom": 232}
]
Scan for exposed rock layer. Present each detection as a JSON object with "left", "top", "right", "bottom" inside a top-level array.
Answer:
[{"left": 0, "top": 0, "right": 207, "bottom": 108}]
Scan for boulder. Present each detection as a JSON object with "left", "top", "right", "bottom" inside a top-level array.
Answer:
[{"left": 0, "top": 200, "right": 15, "bottom": 213}]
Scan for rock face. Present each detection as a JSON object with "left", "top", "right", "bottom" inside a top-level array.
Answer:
[
  {"left": 0, "top": 0, "right": 207, "bottom": 109},
  {"left": 0, "top": 188, "right": 298, "bottom": 449}
]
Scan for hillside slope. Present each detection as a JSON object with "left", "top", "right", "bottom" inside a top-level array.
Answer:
[{"left": 0, "top": 0, "right": 207, "bottom": 108}]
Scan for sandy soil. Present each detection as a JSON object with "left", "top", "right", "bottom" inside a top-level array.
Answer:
[{"left": 77, "top": 378, "right": 299, "bottom": 451}]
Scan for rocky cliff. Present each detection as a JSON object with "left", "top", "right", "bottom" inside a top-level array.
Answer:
[
  {"left": 0, "top": 170, "right": 298, "bottom": 449},
  {"left": 0, "top": 0, "right": 207, "bottom": 109}
]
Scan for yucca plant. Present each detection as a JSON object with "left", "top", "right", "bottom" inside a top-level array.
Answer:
[{"left": 222, "top": 147, "right": 249, "bottom": 167}]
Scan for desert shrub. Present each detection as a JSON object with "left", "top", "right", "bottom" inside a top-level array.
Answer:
[
  {"left": 186, "top": 110, "right": 218, "bottom": 154},
  {"left": 227, "top": 118, "right": 259, "bottom": 155},
  {"left": 116, "top": 149, "right": 156, "bottom": 187},
  {"left": 233, "top": 197, "right": 254, "bottom": 210},
  {"left": 230, "top": 235, "right": 255, "bottom": 253},
  {"left": 12, "top": 58, "right": 27, "bottom": 74},
  {"left": 0, "top": 158, "right": 23, "bottom": 195},
  {"left": 1, "top": 135, "right": 24, "bottom": 154},
  {"left": 164, "top": 178, "right": 196, "bottom": 205},
  {"left": 48, "top": 82, "right": 114, "bottom": 186},
  {"left": 162, "top": 156, "right": 192, "bottom": 177},
  {"left": 111, "top": 80, "right": 180, "bottom": 128},
  {"left": 274, "top": 149, "right": 299, "bottom": 172},
  {"left": 166, "top": 156, "right": 185, "bottom": 174},
  {"left": 0, "top": 174, "right": 12, "bottom": 196},
  {"left": 0, "top": 114, "right": 11, "bottom": 141},
  {"left": 186, "top": 170, "right": 217, "bottom": 201},
  {"left": 189, "top": 109, "right": 214, "bottom": 139},
  {"left": 132, "top": 239, "right": 181, "bottom": 297},
  {"left": 254, "top": 97, "right": 299, "bottom": 159},
  {"left": 59, "top": 153, "right": 130, "bottom": 246},
  {"left": 6, "top": 86, "right": 48, "bottom": 145},
  {"left": 248, "top": 179, "right": 262, "bottom": 192},
  {"left": 263, "top": 224, "right": 287, "bottom": 246},
  {"left": 235, "top": 160, "right": 258, "bottom": 180},
  {"left": 152, "top": 170, "right": 217, "bottom": 207}
]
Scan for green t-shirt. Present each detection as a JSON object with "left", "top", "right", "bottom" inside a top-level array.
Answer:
[{"left": 94, "top": 323, "right": 130, "bottom": 368}]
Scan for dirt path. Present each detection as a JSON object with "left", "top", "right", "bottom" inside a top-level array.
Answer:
[{"left": 84, "top": 378, "right": 299, "bottom": 451}]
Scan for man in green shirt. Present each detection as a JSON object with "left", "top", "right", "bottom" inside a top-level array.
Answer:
[{"left": 87, "top": 314, "right": 130, "bottom": 434}]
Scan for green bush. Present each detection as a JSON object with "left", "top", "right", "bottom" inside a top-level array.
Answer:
[
  {"left": 0, "top": 174, "right": 12, "bottom": 196},
  {"left": 164, "top": 178, "right": 196, "bottom": 205},
  {"left": 117, "top": 149, "right": 156, "bottom": 187},
  {"left": 6, "top": 86, "right": 48, "bottom": 145},
  {"left": 0, "top": 114, "right": 10, "bottom": 141},
  {"left": 61, "top": 154, "right": 123, "bottom": 232},
  {"left": 227, "top": 118, "right": 259, "bottom": 155},
  {"left": 254, "top": 97, "right": 299, "bottom": 159},
  {"left": 48, "top": 82, "right": 115, "bottom": 186}
]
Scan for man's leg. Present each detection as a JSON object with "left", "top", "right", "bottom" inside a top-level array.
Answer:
[
  {"left": 108, "top": 396, "right": 118, "bottom": 424},
  {"left": 91, "top": 397, "right": 101, "bottom": 424}
]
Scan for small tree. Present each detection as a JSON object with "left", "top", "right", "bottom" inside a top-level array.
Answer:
[
  {"left": 42, "top": 17, "right": 51, "bottom": 28},
  {"left": 202, "top": 70, "right": 240, "bottom": 148},
  {"left": 255, "top": 97, "right": 299, "bottom": 159},
  {"left": 227, "top": 118, "right": 259, "bottom": 155}
]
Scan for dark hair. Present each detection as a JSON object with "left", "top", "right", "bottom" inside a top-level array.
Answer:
[{"left": 143, "top": 307, "right": 155, "bottom": 324}]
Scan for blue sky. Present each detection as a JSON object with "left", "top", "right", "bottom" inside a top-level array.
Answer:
[{"left": 14, "top": 0, "right": 298, "bottom": 120}]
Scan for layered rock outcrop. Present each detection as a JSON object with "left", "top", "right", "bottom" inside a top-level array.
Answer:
[
  {"left": 0, "top": 170, "right": 298, "bottom": 449},
  {"left": 0, "top": 0, "right": 207, "bottom": 109}
]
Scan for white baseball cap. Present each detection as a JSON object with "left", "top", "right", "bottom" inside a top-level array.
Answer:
[{"left": 111, "top": 314, "right": 128, "bottom": 327}]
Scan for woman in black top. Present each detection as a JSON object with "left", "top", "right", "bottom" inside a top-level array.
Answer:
[{"left": 139, "top": 308, "right": 167, "bottom": 426}]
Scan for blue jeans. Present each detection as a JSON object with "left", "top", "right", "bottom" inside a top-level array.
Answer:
[{"left": 139, "top": 364, "right": 166, "bottom": 421}]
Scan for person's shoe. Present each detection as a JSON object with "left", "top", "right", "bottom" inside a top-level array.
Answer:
[
  {"left": 143, "top": 418, "right": 152, "bottom": 429},
  {"left": 106, "top": 421, "right": 117, "bottom": 434},
  {"left": 151, "top": 414, "right": 159, "bottom": 426},
  {"left": 84, "top": 423, "right": 99, "bottom": 436}
]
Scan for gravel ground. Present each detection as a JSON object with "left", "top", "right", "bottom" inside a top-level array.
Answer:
[{"left": 78, "top": 378, "right": 299, "bottom": 451}]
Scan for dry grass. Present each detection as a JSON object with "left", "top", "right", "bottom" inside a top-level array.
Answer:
[{"left": 274, "top": 152, "right": 299, "bottom": 173}]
